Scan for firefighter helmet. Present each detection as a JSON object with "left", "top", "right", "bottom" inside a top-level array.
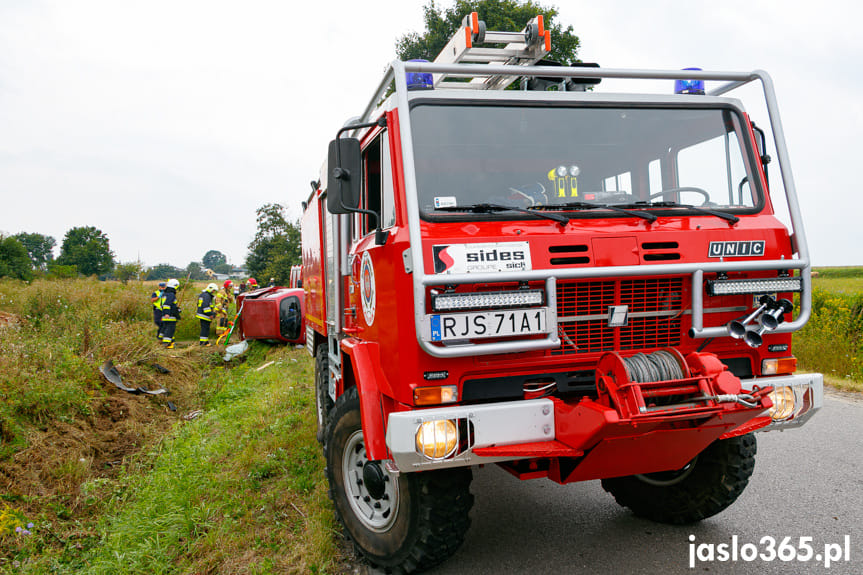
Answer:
[
  {"left": 207, "top": 283, "right": 218, "bottom": 293},
  {"left": 223, "top": 280, "right": 233, "bottom": 289},
  {"left": 247, "top": 277, "right": 257, "bottom": 287},
  {"left": 166, "top": 278, "right": 180, "bottom": 289}
]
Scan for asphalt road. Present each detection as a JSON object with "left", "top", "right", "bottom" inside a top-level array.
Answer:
[{"left": 423, "top": 390, "right": 863, "bottom": 575}]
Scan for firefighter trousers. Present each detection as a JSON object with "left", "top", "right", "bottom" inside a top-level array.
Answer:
[
  {"left": 153, "top": 309, "right": 163, "bottom": 339},
  {"left": 161, "top": 321, "right": 177, "bottom": 345},
  {"left": 199, "top": 318, "right": 212, "bottom": 343}
]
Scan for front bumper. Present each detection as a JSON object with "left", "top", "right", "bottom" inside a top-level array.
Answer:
[{"left": 385, "top": 372, "right": 823, "bottom": 476}]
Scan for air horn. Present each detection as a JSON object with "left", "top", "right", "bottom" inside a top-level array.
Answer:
[
  {"left": 743, "top": 298, "right": 793, "bottom": 348},
  {"left": 728, "top": 294, "right": 774, "bottom": 339}
]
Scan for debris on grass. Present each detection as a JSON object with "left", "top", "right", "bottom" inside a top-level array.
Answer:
[{"left": 223, "top": 340, "right": 249, "bottom": 361}]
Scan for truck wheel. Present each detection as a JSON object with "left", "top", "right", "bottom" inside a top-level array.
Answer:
[
  {"left": 314, "top": 344, "right": 333, "bottom": 444},
  {"left": 601, "top": 434, "right": 756, "bottom": 525},
  {"left": 326, "top": 387, "right": 473, "bottom": 573}
]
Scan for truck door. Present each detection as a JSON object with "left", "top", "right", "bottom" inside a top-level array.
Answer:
[{"left": 348, "top": 128, "right": 397, "bottom": 339}]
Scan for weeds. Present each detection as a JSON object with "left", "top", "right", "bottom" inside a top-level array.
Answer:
[{"left": 795, "top": 281, "right": 863, "bottom": 385}]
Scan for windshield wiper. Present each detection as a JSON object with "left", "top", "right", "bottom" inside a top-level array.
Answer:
[
  {"left": 530, "top": 201, "right": 658, "bottom": 223},
  {"left": 435, "top": 203, "right": 569, "bottom": 226},
  {"left": 619, "top": 201, "right": 739, "bottom": 224}
]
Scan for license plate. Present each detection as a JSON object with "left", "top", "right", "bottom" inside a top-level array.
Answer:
[{"left": 427, "top": 308, "right": 549, "bottom": 342}]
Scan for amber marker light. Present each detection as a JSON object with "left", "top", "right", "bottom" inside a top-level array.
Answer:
[
  {"left": 762, "top": 357, "right": 798, "bottom": 376},
  {"left": 414, "top": 385, "right": 458, "bottom": 406},
  {"left": 415, "top": 420, "right": 459, "bottom": 460}
]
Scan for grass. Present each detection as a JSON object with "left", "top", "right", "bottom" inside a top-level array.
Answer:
[
  {"left": 77, "top": 345, "right": 341, "bottom": 574},
  {"left": 0, "top": 278, "right": 343, "bottom": 573}
]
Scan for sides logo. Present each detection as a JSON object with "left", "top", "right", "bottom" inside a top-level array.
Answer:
[
  {"left": 708, "top": 241, "right": 765, "bottom": 258},
  {"left": 432, "top": 242, "right": 532, "bottom": 274}
]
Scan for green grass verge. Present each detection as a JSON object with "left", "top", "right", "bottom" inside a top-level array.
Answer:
[{"left": 71, "top": 344, "right": 340, "bottom": 574}]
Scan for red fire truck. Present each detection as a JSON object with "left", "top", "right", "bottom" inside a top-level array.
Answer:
[{"left": 301, "top": 13, "right": 822, "bottom": 573}]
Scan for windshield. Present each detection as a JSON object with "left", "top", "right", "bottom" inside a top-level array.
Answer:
[{"left": 410, "top": 103, "right": 762, "bottom": 219}]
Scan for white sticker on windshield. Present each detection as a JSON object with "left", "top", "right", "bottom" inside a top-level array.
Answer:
[{"left": 434, "top": 196, "right": 458, "bottom": 209}]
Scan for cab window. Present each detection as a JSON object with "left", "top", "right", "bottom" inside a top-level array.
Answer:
[{"left": 360, "top": 131, "right": 396, "bottom": 238}]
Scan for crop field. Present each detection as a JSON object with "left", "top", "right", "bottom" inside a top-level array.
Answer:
[{"left": 794, "top": 267, "right": 863, "bottom": 391}]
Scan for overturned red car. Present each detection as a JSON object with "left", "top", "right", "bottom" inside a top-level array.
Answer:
[{"left": 235, "top": 286, "right": 305, "bottom": 345}]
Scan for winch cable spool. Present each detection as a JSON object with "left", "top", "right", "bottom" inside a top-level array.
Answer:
[
  {"left": 621, "top": 350, "right": 685, "bottom": 383},
  {"left": 601, "top": 349, "right": 765, "bottom": 412}
]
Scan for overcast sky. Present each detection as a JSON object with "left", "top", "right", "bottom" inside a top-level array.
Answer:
[{"left": 1, "top": 0, "right": 860, "bottom": 268}]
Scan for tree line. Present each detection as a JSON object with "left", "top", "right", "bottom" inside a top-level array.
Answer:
[{"left": 0, "top": 204, "right": 301, "bottom": 285}]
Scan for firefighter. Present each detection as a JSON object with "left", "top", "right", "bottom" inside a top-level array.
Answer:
[
  {"left": 214, "top": 280, "right": 234, "bottom": 338},
  {"left": 247, "top": 277, "right": 258, "bottom": 290},
  {"left": 268, "top": 277, "right": 276, "bottom": 287},
  {"left": 150, "top": 281, "right": 166, "bottom": 340},
  {"left": 160, "top": 278, "right": 182, "bottom": 349},
  {"left": 196, "top": 283, "right": 218, "bottom": 346}
]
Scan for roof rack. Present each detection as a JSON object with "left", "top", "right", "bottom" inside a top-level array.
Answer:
[{"left": 432, "top": 11, "right": 551, "bottom": 91}]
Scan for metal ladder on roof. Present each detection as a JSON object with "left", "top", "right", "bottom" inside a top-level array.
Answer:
[{"left": 432, "top": 11, "right": 551, "bottom": 91}]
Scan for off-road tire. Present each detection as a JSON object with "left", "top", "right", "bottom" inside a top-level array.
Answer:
[
  {"left": 326, "top": 387, "right": 473, "bottom": 573},
  {"left": 601, "top": 434, "right": 757, "bottom": 525},
  {"left": 314, "top": 343, "right": 333, "bottom": 444}
]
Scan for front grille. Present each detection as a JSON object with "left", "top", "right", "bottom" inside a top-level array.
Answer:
[{"left": 554, "top": 277, "right": 685, "bottom": 355}]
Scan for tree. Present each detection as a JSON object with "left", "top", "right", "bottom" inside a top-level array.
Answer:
[
  {"left": 396, "top": 0, "right": 580, "bottom": 66},
  {"left": 202, "top": 250, "right": 227, "bottom": 270},
  {"left": 185, "top": 262, "right": 208, "bottom": 281},
  {"left": 246, "top": 203, "right": 301, "bottom": 284},
  {"left": 145, "top": 263, "right": 185, "bottom": 281},
  {"left": 0, "top": 235, "right": 33, "bottom": 280},
  {"left": 13, "top": 232, "right": 56, "bottom": 271},
  {"left": 115, "top": 261, "right": 144, "bottom": 284},
  {"left": 56, "top": 226, "right": 115, "bottom": 277}
]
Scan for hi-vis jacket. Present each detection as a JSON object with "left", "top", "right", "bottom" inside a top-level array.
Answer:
[
  {"left": 161, "top": 287, "right": 181, "bottom": 322},
  {"left": 150, "top": 289, "right": 164, "bottom": 310},
  {"left": 214, "top": 289, "right": 232, "bottom": 315},
  {"left": 196, "top": 290, "right": 215, "bottom": 321}
]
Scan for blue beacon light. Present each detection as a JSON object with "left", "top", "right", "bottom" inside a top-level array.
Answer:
[
  {"left": 406, "top": 59, "right": 434, "bottom": 90},
  {"left": 674, "top": 67, "right": 705, "bottom": 95}
]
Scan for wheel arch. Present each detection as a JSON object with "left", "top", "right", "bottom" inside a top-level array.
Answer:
[{"left": 340, "top": 338, "right": 392, "bottom": 461}]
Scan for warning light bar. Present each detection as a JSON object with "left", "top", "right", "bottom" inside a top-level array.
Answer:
[
  {"left": 707, "top": 277, "right": 802, "bottom": 296},
  {"left": 431, "top": 289, "right": 544, "bottom": 312}
]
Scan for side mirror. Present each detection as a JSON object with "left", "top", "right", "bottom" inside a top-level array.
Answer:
[{"left": 327, "top": 138, "right": 362, "bottom": 214}]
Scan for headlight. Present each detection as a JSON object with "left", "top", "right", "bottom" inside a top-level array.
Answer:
[
  {"left": 415, "top": 419, "right": 458, "bottom": 460},
  {"left": 707, "top": 277, "right": 802, "bottom": 296},
  {"left": 769, "top": 386, "right": 796, "bottom": 421},
  {"left": 431, "top": 289, "right": 544, "bottom": 312}
]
